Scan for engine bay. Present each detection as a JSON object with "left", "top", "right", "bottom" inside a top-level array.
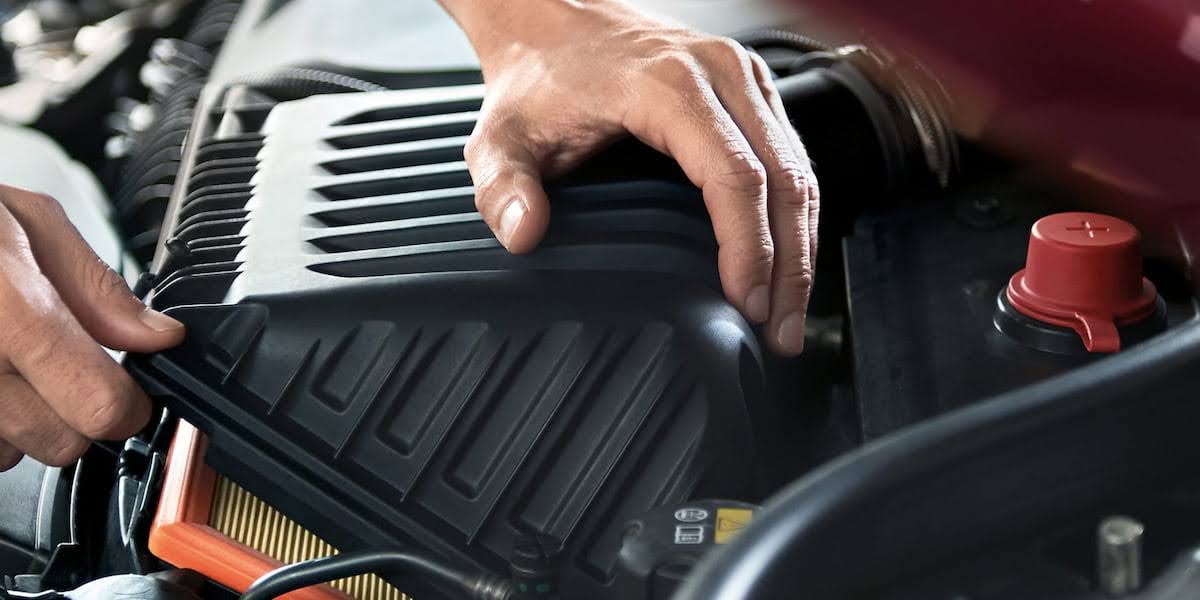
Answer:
[{"left": 2, "top": 1, "right": 1199, "bottom": 599}]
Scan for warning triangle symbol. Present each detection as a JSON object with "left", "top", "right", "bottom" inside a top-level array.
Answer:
[{"left": 718, "top": 517, "right": 747, "bottom": 532}]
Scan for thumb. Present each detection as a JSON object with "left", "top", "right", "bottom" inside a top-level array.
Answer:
[
  {"left": 463, "top": 119, "right": 551, "bottom": 254},
  {"left": 0, "top": 185, "right": 185, "bottom": 353}
]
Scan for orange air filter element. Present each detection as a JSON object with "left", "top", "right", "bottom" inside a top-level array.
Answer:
[{"left": 149, "top": 421, "right": 406, "bottom": 600}]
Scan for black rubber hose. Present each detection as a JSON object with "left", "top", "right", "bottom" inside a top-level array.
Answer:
[
  {"left": 732, "top": 28, "right": 833, "bottom": 53},
  {"left": 673, "top": 318, "right": 1200, "bottom": 599},
  {"left": 240, "top": 551, "right": 516, "bottom": 600},
  {"left": 230, "top": 67, "right": 387, "bottom": 101}
]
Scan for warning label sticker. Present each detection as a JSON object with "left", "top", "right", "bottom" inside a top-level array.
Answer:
[{"left": 714, "top": 507, "right": 753, "bottom": 545}]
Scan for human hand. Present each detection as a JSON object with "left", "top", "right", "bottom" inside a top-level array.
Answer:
[
  {"left": 439, "top": 0, "right": 819, "bottom": 355},
  {"left": 0, "top": 185, "right": 184, "bottom": 471}
]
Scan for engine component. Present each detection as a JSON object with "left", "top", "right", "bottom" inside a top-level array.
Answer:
[
  {"left": 128, "top": 82, "right": 774, "bottom": 600},
  {"left": 149, "top": 421, "right": 406, "bottom": 600},
  {"left": 775, "top": 47, "right": 956, "bottom": 201},
  {"left": 674, "top": 318, "right": 1200, "bottom": 600},
  {"left": 0, "top": 0, "right": 190, "bottom": 125},
  {"left": 110, "top": 0, "right": 242, "bottom": 265},
  {"left": 59, "top": 571, "right": 203, "bottom": 600},
  {"left": 997, "top": 212, "right": 1166, "bottom": 354},
  {"left": 843, "top": 184, "right": 1195, "bottom": 439},
  {"left": 0, "top": 459, "right": 73, "bottom": 578},
  {"left": 241, "top": 552, "right": 514, "bottom": 600},
  {"left": 612, "top": 500, "right": 759, "bottom": 600},
  {"left": 1098, "top": 515, "right": 1145, "bottom": 596}
]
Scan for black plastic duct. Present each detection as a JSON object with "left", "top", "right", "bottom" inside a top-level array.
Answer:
[{"left": 674, "top": 318, "right": 1200, "bottom": 598}]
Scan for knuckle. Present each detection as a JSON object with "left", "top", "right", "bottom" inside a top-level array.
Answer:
[
  {"left": 8, "top": 190, "right": 65, "bottom": 220},
  {"left": 88, "top": 260, "right": 131, "bottom": 300},
  {"left": 462, "top": 131, "right": 484, "bottom": 163},
  {"left": 470, "top": 164, "right": 505, "bottom": 213},
  {"left": 698, "top": 36, "right": 748, "bottom": 66},
  {"left": 771, "top": 165, "right": 815, "bottom": 205},
  {"left": 747, "top": 52, "right": 776, "bottom": 84},
  {"left": 759, "top": 80, "right": 784, "bottom": 105},
  {"left": 718, "top": 152, "right": 769, "bottom": 194},
  {"left": 78, "top": 384, "right": 132, "bottom": 439},
  {"left": 464, "top": 111, "right": 511, "bottom": 163},
  {"left": 648, "top": 52, "right": 703, "bottom": 87},
  {"left": 780, "top": 261, "right": 816, "bottom": 290}
]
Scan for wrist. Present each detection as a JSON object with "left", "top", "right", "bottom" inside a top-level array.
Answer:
[{"left": 439, "top": 0, "right": 627, "bottom": 65}]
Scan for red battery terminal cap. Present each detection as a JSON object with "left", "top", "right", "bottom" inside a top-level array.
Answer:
[{"left": 1006, "top": 212, "right": 1157, "bottom": 353}]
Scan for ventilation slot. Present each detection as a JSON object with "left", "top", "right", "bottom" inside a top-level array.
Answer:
[
  {"left": 151, "top": 135, "right": 262, "bottom": 307},
  {"left": 194, "top": 134, "right": 265, "bottom": 163},
  {"left": 305, "top": 181, "right": 717, "bottom": 279},
  {"left": 307, "top": 239, "right": 717, "bottom": 282},
  {"left": 334, "top": 97, "right": 483, "bottom": 125},
  {"left": 308, "top": 217, "right": 491, "bottom": 253},
  {"left": 172, "top": 217, "right": 248, "bottom": 243},
  {"left": 176, "top": 209, "right": 250, "bottom": 234},
  {"left": 320, "top": 138, "right": 467, "bottom": 175},
  {"left": 315, "top": 169, "right": 472, "bottom": 201},
  {"left": 178, "top": 244, "right": 243, "bottom": 266},
  {"left": 325, "top": 113, "right": 478, "bottom": 149},
  {"left": 309, "top": 189, "right": 476, "bottom": 227},
  {"left": 178, "top": 190, "right": 255, "bottom": 223},
  {"left": 187, "top": 164, "right": 257, "bottom": 192}
]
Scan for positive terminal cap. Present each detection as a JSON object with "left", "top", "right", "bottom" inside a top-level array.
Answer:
[{"left": 1006, "top": 212, "right": 1157, "bottom": 353}]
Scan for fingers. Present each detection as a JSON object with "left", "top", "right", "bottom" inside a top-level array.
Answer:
[
  {"left": 623, "top": 55, "right": 775, "bottom": 324},
  {"left": 0, "top": 373, "right": 89, "bottom": 467},
  {"left": 0, "top": 185, "right": 184, "bottom": 353},
  {"left": 0, "top": 440, "right": 23, "bottom": 472},
  {"left": 704, "top": 44, "right": 816, "bottom": 355},
  {"left": 748, "top": 52, "right": 820, "bottom": 272},
  {"left": 463, "top": 114, "right": 552, "bottom": 254},
  {"left": 0, "top": 201, "right": 154, "bottom": 458},
  {"left": 1, "top": 276, "right": 153, "bottom": 443}
]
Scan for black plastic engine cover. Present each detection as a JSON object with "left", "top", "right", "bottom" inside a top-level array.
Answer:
[{"left": 127, "top": 84, "right": 772, "bottom": 599}]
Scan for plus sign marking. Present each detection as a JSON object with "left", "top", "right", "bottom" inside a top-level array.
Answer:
[{"left": 1066, "top": 220, "right": 1111, "bottom": 238}]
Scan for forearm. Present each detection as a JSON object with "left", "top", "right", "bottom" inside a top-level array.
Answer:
[
  {"left": 435, "top": 0, "right": 529, "bottom": 59},
  {"left": 436, "top": 0, "right": 630, "bottom": 69}
]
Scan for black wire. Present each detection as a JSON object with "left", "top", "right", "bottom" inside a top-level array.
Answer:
[{"left": 240, "top": 550, "right": 515, "bottom": 600}]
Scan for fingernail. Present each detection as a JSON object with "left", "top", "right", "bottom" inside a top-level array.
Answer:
[
  {"left": 498, "top": 199, "right": 526, "bottom": 249},
  {"left": 139, "top": 308, "right": 183, "bottom": 332},
  {"left": 776, "top": 312, "right": 807, "bottom": 354},
  {"left": 744, "top": 285, "right": 770, "bottom": 323}
]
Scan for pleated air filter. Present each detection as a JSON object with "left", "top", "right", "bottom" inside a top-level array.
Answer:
[{"left": 149, "top": 421, "right": 408, "bottom": 600}]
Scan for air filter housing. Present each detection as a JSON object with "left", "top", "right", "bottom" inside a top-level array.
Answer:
[{"left": 128, "top": 83, "right": 774, "bottom": 599}]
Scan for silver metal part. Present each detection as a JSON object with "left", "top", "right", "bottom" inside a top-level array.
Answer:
[{"left": 1099, "top": 515, "right": 1145, "bottom": 596}]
